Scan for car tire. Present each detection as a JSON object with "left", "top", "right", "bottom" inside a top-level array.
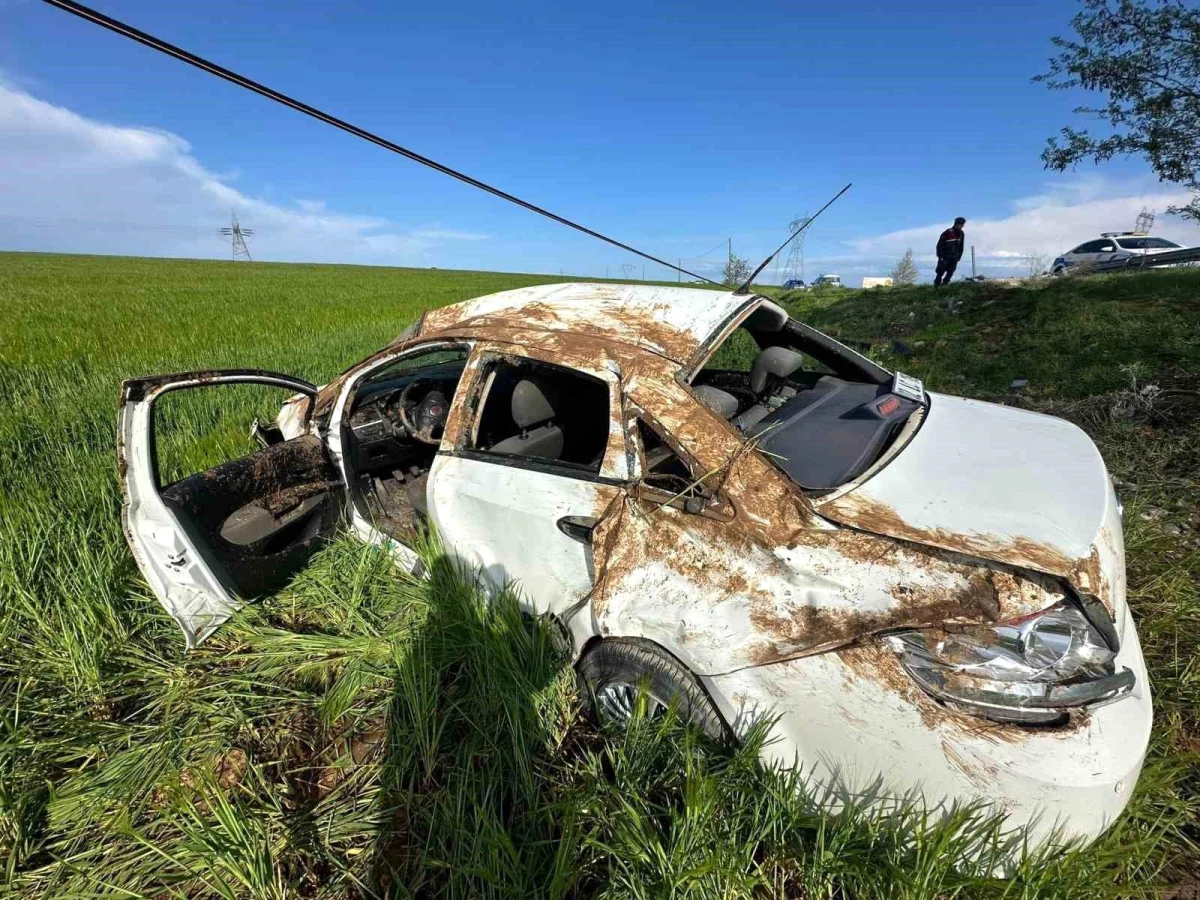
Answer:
[{"left": 577, "top": 638, "right": 730, "bottom": 742}]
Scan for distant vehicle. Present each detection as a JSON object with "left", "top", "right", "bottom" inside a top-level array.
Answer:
[
  {"left": 1052, "top": 232, "right": 1184, "bottom": 275},
  {"left": 782, "top": 278, "right": 806, "bottom": 290},
  {"left": 810, "top": 274, "right": 842, "bottom": 289},
  {"left": 862, "top": 277, "right": 893, "bottom": 289}
]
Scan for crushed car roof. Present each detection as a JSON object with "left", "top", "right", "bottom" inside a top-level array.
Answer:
[{"left": 417, "top": 282, "right": 752, "bottom": 364}]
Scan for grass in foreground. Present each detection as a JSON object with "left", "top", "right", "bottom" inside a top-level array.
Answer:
[{"left": 1, "top": 254, "right": 1198, "bottom": 896}]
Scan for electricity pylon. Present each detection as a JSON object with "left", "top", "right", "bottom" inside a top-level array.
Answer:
[{"left": 219, "top": 211, "right": 254, "bottom": 261}]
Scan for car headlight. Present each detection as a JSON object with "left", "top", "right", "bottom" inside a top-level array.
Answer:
[{"left": 886, "top": 600, "right": 1135, "bottom": 724}]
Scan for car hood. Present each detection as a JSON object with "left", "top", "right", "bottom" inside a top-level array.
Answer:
[{"left": 817, "top": 392, "right": 1125, "bottom": 619}]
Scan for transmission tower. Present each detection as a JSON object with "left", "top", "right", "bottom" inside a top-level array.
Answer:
[
  {"left": 219, "top": 211, "right": 254, "bottom": 261},
  {"left": 1134, "top": 206, "right": 1155, "bottom": 233},
  {"left": 618, "top": 263, "right": 636, "bottom": 280},
  {"left": 782, "top": 214, "right": 812, "bottom": 283}
]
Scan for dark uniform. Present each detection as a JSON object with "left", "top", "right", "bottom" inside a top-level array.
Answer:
[{"left": 934, "top": 224, "right": 965, "bottom": 286}]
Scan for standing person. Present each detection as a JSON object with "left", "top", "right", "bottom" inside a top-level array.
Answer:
[{"left": 934, "top": 217, "right": 966, "bottom": 286}]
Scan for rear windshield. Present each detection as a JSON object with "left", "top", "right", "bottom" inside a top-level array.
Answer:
[{"left": 1115, "top": 237, "right": 1180, "bottom": 250}]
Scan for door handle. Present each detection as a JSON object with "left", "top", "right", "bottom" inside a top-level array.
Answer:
[{"left": 557, "top": 515, "right": 598, "bottom": 544}]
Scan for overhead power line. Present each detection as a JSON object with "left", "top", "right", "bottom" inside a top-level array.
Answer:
[
  {"left": 736, "top": 183, "right": 852, "bottom": 293},
  {"left": 42, "top": 0, "right": 723, "bottom": 286},
  {"left": 683, "top": 238, "right": 730, "bottom": 263}
]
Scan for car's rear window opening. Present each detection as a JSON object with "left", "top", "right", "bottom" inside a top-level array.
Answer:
[{"left": 691, "top": 302, "right": 921, "bottom": 492}]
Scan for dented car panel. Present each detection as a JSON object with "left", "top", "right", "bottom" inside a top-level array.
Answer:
[
  {"left": 817, "top": 392, "right": 1126, "bottom": 620},
  {"left": 419, "top": 282, "right": 752, "bottom": 364},
  {"left": 119, "top": 282, "right": 1150, "bottom": 853},
  {"left": 703, "top": 601, "right": 1152, "bottom": 849},
  {"left": 588, "top": 375, "right": 1073, "bottom": 674},
  {"left": 592, "top": 493, "right": 1071, "bottom": 675},
  {"left": 430, "top": 456, "right": 622, "bottom": 641}
]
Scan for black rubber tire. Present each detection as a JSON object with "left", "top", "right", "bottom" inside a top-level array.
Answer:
[{"left": 577, "top": 638, "right": 730, "bottom": 742}]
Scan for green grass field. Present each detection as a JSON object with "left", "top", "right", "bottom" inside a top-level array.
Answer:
[{"left": 1, "top": 252, "right": 1197, "bottom": 897}]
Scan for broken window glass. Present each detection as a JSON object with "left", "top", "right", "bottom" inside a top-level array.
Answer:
[{"left": 636, "top": 418, "right": 710, "bottom": 499}]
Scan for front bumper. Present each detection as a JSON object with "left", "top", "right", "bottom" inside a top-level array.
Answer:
[{"left": 703, "top": 603, "right": 1152, "bottom": 851}]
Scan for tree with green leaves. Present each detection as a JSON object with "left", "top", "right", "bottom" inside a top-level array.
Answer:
[
  {"left": 1037, "top": 0, "right": 1200, "bottom": 220},
  {"left": 723, "top": 253, "right": 751, "bottom": 287},
  {"left": 889, "top": 249, "right": 918, "bottom": 285}
]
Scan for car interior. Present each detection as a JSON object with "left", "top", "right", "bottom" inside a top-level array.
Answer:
[
  {"left": 346, "top": 347, "right": 611, "bottom": 541},
  {"left": 344, "top": 346, "right": 470, "bottom": 540},
  {"left": 467, "top": 357, "right": 610, "bottom": 470},
  {"left": 690, "top": 302, "right": 923, "bottom": 492},
  {"left": 159, "top": 432, "right": 345, "bottom": 599}
]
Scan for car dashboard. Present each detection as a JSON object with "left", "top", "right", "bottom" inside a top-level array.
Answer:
[{"left": 347, "top": 360, "right": 465, "bottom": 472}]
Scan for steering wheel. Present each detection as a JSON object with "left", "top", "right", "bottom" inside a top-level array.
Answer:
[{"left": 395, "top": 378, "right": 449, "bottom": 445}]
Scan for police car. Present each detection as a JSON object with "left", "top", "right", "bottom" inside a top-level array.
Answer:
[{"left": 1052, "top": 232, "right": 1184, "bottom": 274}]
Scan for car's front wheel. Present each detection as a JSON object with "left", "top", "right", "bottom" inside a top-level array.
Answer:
[{"left": 577, "top": 638, "right": 729, "bottom": 741}]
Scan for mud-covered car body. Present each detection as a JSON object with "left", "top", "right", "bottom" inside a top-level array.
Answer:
[{"left": 118, "top": 283, "right": 1151, "bottom": 851}]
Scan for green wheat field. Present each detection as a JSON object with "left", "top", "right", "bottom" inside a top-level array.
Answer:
[{"left": 1, "top": 251, "right": 1197, "bottom": 897}]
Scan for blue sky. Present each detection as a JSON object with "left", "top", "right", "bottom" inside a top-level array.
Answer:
[{"left": 2, "top": 0, "right": 1197, "bottom": 284}]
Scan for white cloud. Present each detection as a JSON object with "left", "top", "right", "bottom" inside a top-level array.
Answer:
[
  {"left": 410, "top": 228, "right": 490, "bottom": 241},
  {"left": 847, "top": 176, "right": 1200, "bottom": 277},
  {"left": 0, "top": 83, "right": 489, "bottom": 264}
]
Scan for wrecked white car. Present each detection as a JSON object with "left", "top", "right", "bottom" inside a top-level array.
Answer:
[{"left": 118, "top": 283, "right": 1151, "bottom": 850}]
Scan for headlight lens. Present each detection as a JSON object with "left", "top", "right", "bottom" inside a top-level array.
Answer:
[{"left": 886, "top": 601, "right": 1132, "bottom": 724}]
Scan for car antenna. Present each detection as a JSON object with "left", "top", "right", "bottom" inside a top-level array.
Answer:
[
  {"left": 42, "top": 0, "right": 724, "bottom": 287},
  {"left": 735, "top": 183, "right": 852, "bottom": 295}
]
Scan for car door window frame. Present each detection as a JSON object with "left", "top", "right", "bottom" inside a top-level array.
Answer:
[
  {"left": 128, "top": 370, "right": 318, "bottom": 491},
  {"left": 626, "top": 402, "right": 735, "bottom": 520},
  {"left": 329, "top": 339, "right": 475, "bottom": 456},
  {"left": 326, "top": 339, "right": 476, "bottom": 561},
  {"left": 449, "top": 346, "right": 629, "bottom": 486}
]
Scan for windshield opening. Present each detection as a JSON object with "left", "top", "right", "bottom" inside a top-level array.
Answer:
[{"left": 689, "top": 301, "right": 921, "bottom": 493}]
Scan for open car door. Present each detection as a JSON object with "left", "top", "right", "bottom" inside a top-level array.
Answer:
[{"left": 118, "top": 371, "right": 345, "bottom": 647}]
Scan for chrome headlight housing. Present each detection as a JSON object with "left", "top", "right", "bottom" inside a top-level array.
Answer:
[{"left": 886, "top": 600, "right": 1134, "bottom": 724}]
